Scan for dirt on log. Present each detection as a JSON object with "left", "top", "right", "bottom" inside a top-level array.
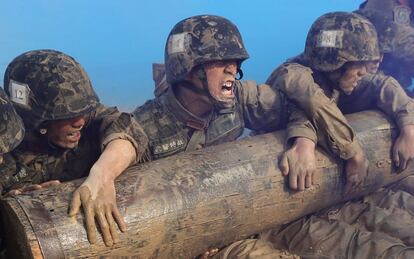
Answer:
[{"left": 1, "top": 110, "right": 412, "bottom": 259}]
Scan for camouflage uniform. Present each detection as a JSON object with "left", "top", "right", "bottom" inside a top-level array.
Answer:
[
  {"left": 0, "top": 50, "right": 148, "bottom": 195},
  {"left": 357, "top": 0, "right": 414, "bottom": 93},
  {"left": 135, "top": 15, "right": 304, "bottom": 258},
  {"left": 134, "top": 81, "right": 286, "bottom": 160},
  {"left": 134, "top": 15, "right": 291, "bottom": 160},
  {"left": 0, "top": 88, "right": 24, "bottom": 156},
  {"left": 216, "top": 12, "right": 414, "bottom": 259}
]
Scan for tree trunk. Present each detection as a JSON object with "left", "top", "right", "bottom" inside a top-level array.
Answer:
[{"left": 1, "top": 110, "right": 412, "bottom": 259}]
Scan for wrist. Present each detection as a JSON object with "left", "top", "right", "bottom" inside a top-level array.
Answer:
[
  {"left": 293, "top": 137, "right": 316, "bottom": 149},
  {"left": 89, "top": 164, "right": 116, "bottom": 183}
]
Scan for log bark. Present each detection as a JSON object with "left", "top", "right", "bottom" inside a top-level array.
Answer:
[{"left": 1, "top": 110, "right": 413, "bottom": 259}]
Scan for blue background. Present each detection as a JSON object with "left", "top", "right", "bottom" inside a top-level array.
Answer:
[{"left": 1, "top": 1, "right": 362, "bottom": 111}]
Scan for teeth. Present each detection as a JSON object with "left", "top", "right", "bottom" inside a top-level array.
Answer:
[{"left": 223, "top": 82, "right": 233, "bottom": 88}]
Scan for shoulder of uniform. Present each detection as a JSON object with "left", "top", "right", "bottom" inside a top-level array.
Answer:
[
  {"left": 132, "top": 98, "right": 161, "bottom": 121},
  {"left": 266, "top": 62, "right": 314, "bottom": 87},
  {"left": 361, "top": 72, "right": 399, "bottom": 88}
]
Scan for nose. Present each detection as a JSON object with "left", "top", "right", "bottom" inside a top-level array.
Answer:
[
  {"left": 70, "top": 116, "right": 86, "bottom": 129},
  {"left": 358, "top": 66, "right": 367, "bottom": 77},
  {"left": 224, "top": 62, "right": 238, "bottom": 76}
]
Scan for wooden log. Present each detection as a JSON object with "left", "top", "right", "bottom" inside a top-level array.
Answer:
[{"left": 1, "top": 110, "right": 412, "bottom": 259}]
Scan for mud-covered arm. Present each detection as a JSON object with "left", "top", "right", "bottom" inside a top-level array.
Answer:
[
  {"left": 268, "top": 63, "right": 359, "bottom": 160},
  {"left": 368, "top": 74, "right": 414, "bottom": 128},
  {"left": 286, "top": 102, "right": 318, "bottom": 145},
  {"left": 89, "top": 104, "right": 149, "bottom": 163},
  {"left": 365, "top": 73, "right": 414, "bottom": 170},
  {"left": 69, "top": 104, "right": 149, "bottom": 247},
  {"left": 237, "top": 80, "right": 287, "bottom": 132}
]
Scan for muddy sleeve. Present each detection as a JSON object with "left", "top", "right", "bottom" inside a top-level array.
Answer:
[
  {"left": 389, "top": 24, "right": 414, "bottom": 64},
  {"left": 268, "top": 63, "right": 360, "bottom": 159},
  {"left": 89, "top": 104, "right": 149, "bottom": 163},
  {"left": 238, "top": 80, "right": 286, "bottom": 132},
  {"left": 372, "top": 74, "right": 414, "bottom": 128},
  {"left": 285, "top": 103, "right": 318, "bottom": 145},
  {"left": 0, "top": 153, "right": 43, "bottom": 195}
]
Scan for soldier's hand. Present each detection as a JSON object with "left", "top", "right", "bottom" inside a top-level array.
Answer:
[
  {"left": 198, "top": 248, "right": 219, "bottom": 259},
  {"left": 279, "top": 137, "right": 316, "bottom": 191},
  {"left": 392, "top": 125, "right": 414, "bottom": 171},
  {"left": 7, "top": 180, "right": 61, "bottom": 196},
  {"left": 344, "top": 150, "right": 368, "bottom": 195},
  {"left": 68, "top": 174, "right": 126, "bottom": 247}
]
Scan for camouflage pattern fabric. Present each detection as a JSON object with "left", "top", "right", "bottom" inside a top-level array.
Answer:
[
  {"left": 304, "top": 12, "right": 380, "bottom": 72},
  {"left": 165, "top": 15, "right": 249, "bottom": 85},
  {"left": 213, "top": 239, "right": 300, "bottom": 259},
  {"left": 4, "top": 49, "right": 100, "bottom": 130},
  {"left": 261, "top": 187, "right": 414, "bottom": 259},
  {"left": 0, "top": 104, "right": 148, "bottom": 194},
  {"left": 217, "top": 187, "right": 414, "bottom": 259},
  {"left": 133, "top": 80, "right": 288, "bottom": 160},
  {"left": 0, "top": 88, "right": 24, "bottom": 154},
  {"left": 357, "top": 0, "right": 414, "bottom": 92},
  {"left": 267, "top": 60, "right": 414, "bottom": 160}
]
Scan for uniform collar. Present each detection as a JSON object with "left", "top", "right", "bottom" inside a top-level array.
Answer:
[{"left": 163, "top": 86, "right": 210, "bottom": 130}]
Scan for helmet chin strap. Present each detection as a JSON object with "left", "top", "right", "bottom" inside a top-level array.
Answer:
[{"left": 195, "top": 67, "right": 236, "bottom": 114}]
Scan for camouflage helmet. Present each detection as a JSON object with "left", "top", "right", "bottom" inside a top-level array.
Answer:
[
  {"left": 165, "top": 15, "right": 250, "bottom": 84},
  {"left": 304, "top": 12, "right": 381, "bottom": 72},
  {"left": 0, "top": 88, "right": 24, "bottom": 154},
  {"left": 356, "top": 0, "right": 412, "bottom": 54},
  {"left": 4, "top": 49, "right": 100, "bottom": 130}
]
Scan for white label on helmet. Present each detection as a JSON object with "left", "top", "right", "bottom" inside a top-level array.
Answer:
[
  {"left": 168, "top": 33, "right": 188, "bottom": 54},
  {"left": 394, "top": 5, "right": 411, "bottom": 25},
  {"left": 9, "top": 80, "right": 30, "bottom": 106},
  {"left": 316, "top": 30, "right": 343, "bottom": 48}
]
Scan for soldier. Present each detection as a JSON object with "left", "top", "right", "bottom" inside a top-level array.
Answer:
[
  {"left": 215, "top": 12, "right": 414, "bottom": 258},
  {"left": 0, "top": 88, "right": 24, "bottom": 164},
  {"left": 2, "top": 49, "right": 149, "bottom": 247},
  {"left": 357, "top": 0, "right": 414, "bottom": 196},
  {"left": 133, "top": 15, "right": 328, "bottom": 258},
  {"left": 133, "top": 15, "right": 317, "bottom": 193},
  {"left": 357, "top": 0, "right": 414, "bottom": 95},
  {"left": 271, "top": 11, "right": 414, "bottom": 193}
]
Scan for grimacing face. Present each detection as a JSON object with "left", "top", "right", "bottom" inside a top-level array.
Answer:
[
  {"left": 204, "top": 60, "right": 238, "bottom": 107},
  {"left": 337, "top": 62, "right": 368, "bottom": 95},
  {"left": 45, "top": 116, "right": 86, "bottom": 149}
]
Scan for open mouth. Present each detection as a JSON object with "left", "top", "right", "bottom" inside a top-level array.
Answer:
[
  {"left": 66, "top": 131, "right": 81, "bottom": 142},
  {"left": 221, "top": 81, "right": 234, "bottom": 97}
]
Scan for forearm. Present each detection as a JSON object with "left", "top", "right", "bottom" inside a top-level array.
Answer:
[
  {"left": 90, "top": 139, "right": 136, "bottom": 182},
  {"left": 375, "top": 76, "right": 414, "bottom": 128}
]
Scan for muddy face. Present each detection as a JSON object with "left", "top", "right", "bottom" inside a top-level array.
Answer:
[
  {"left": 204, "top": 60, "right": 238, "bottom": 108},
  {"left": 337, "top": 62, "right": 368, "bottom": 95},
  {"left": 46, "top": 116, "right": 86, "bottom": 149}
]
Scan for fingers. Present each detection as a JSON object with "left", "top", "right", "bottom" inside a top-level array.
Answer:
[
  {"left": 112, "top": 206, "right": 126, "bottom": 232},
  {"left": 393, "top": 147, "right": 400, "bottom": 168},
  {"left": 279, "top": 152, "right": 290, "bottom": 176},
  {"left": 289, "top": 172, "right": 298, "bottom": 191},
  {"left": 305, "top": 173, "right": 312, "bottom": 188},
  {"left": 297, "top": 174, "right": 305, "bottom": 191},
  {"left": 20, "top": 184, "right": 42, "bottom": 193},
  {"left": 106, "top": 207, "right": 120, "bottom": 244},
  {"left": 82, "top": 194, "right": 97, "bottom": 245},
  {"left": 84, "top": 203, "right": 97, "bottom": 244},
  {"left": 68, "top": 191, "right": 81, "bottom": 216},
  {"left": 7, "top": 189, "right": 22, "bottom": 196},
  {"left": 96, "top": 208, "right": 113, "bottom": 246},
  {"left": 397, "top": 151, "right": 408, "bottom": 171},
  {"left": 40, "top": 180, "right": 61, "bottom": 188}
]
